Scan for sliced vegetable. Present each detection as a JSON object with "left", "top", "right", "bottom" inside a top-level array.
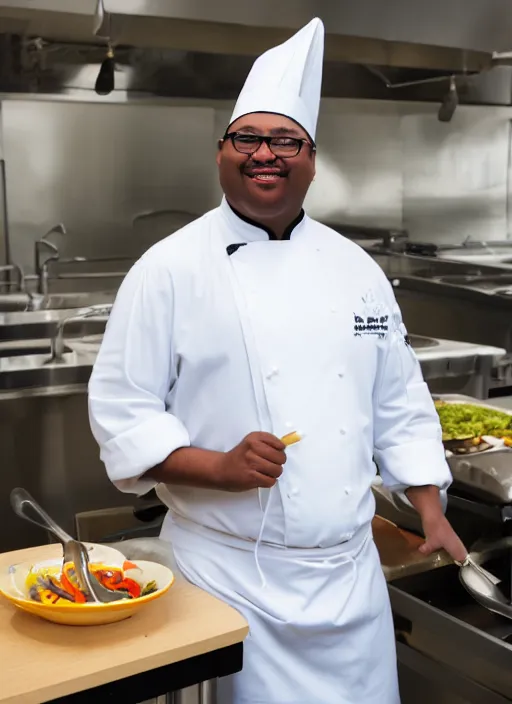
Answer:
[
  {"left": 25, "top": 559, "right": 156, "bottom": 605},
  {"left": 39, "top": 589, "right": 61, "bottom": 605},
  {"left": 117, "top": 578, "right": 141, "bottom": 599},
  {"left": 61, "top": 564, "right": 87, "bottom": 603},
  {"left": 141, "top": 580, "right": 158, "bottom": 597},
  {"left": 123, "top": 560, "right": 138, "bottom": 572}
]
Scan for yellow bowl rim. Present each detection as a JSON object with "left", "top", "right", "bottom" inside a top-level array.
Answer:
[{"left": 0, "top": 559, "right": 175, "bottom": 610}]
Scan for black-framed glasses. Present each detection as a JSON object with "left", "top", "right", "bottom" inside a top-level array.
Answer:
[{"left": 223, "top": 131, "right": 316, "bottom": 158}]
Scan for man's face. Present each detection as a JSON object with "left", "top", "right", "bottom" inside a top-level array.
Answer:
[{"left": 216, "top": 113, "right": 316, "bottom": 222}]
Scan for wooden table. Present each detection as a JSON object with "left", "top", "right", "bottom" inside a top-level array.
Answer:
[{"left": 0, "top": 544, "right": 249, "bottom": 704}]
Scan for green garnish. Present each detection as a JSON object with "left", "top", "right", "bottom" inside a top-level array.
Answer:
[
  {"left": 141, "top": 580, "right": 157, "bottom": 597},
  {"left": 435, "top": 401, "right": 512, "bottom": 441}
]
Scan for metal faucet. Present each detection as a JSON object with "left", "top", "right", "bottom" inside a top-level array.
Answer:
[
  {"left": 0, "top": 263, "right": 25, "bottom": 292},
  {"left": 35, "top": 223, "right": 67, "bottom": 295},
  {"left": 49, "top": 304, "right": 112, "bottom": 363},
  {"left": 382, "top": 230, "right": 409, "bottom": 253}
]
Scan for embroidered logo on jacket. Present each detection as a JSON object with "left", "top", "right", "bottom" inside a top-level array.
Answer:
[{"left": 354, "top": 291, "right": 389, "bottom": 339}]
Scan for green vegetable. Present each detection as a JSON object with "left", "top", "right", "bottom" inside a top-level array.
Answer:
[
  {"left": 435, "top": 401, "right": 512, "bottom": 441},
  {"left": 141, "top": 580, "right": 157, "bottom": 597}
]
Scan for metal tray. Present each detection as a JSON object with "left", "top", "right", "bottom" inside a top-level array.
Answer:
[
  {"left": 435, "top": 393, "right": 512, "bottom": 452},
  {"left": 435, "top": 394, "right": 512, "bottom": 503},
  {"left": 449, "top": 450, "right": 512, "bottom": 505}
]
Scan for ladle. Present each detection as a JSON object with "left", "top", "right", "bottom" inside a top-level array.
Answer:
[{"left": 10, "top": 488, "right": 122, "bottom": 603}]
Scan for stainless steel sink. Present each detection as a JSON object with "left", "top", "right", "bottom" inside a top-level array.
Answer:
[
  {"left": 0, "top": 352, "right": 93, "bottom": 391},
  {"left": 0, "top": 291, "right": 114, "bottom": 341},
  {"left": 0, "top": 290, "right": 115, "bottom": 313},
  {"left": 0, "top": 294, "right": 31, "bottom": 312},
  {"left": 0, "top": 310, "right": 107, "bottom": 342},
  {"left": 408, "top": 334, "right": 440, "bottom": 349},
  {"left": 0, "top": 339, "right": 71, "bottom": 359},
  {"left": 390, "top": 551, "right": 512, "bottom": 702},
  {"left": 432, "top": 273, "right": 512, "bottom": 293}
]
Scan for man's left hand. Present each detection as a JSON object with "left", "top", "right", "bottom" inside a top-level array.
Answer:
[
  {"left": 419, "top": 513, "right": 467, "bottom": 563},
  {"left": 405, "top": 485, "right": 468, "bottom": 564}
]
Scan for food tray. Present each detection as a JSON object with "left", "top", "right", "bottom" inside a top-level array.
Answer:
[
  {"left": 434, "top": 393, "right": 512, "bottom": 457},
  {"left": 434, "top": 395, "right": 512, "bottom": 503}
]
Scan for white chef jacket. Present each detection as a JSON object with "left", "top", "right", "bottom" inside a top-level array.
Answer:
[
  {"left": 90, "top": 198, "right": 453, "bottom": 704},
  {"left": 89, "top": 197, "right": 451, "bottom": 549}
]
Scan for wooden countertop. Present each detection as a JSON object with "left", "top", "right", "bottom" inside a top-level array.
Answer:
[{"left": 0, "top": 544, "right": 249, "bottom": 704}]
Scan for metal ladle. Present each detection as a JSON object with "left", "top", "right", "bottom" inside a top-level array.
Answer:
[
  {"left": 10, "top": 488, "right": 122, "bottom": 604},
  {"left": 457, "top": 553, "right": 512, "bottom": 620}
]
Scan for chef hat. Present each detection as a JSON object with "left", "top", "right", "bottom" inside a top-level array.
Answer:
[{"left": 227, "top": 18, "right": 325, "bottom": 141}]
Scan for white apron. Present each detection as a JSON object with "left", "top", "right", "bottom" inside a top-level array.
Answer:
[{"left": 166, "top": 517, "right": 400, "bottom": 704}]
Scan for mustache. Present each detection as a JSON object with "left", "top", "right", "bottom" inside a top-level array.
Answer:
[{"left": 241, "top": 162, "right": 289, "bottom": 177}]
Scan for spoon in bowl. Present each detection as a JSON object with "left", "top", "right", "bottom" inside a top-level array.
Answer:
[{"left": 10, "top": 488, "right": 123, "bottom": 603}]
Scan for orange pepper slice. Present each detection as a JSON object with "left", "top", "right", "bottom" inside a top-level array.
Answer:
[
  {"left": 119, "top": 577, "right": 141, "bottom": 599},
  {"left": 61, "top": 567, "right": 87, "bottom": 604},
  {"left": 123, "top": 560, "right": 139, "bottom": 571}
]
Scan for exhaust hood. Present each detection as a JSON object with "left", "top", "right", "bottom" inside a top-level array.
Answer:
[
  {"left": 0, "top": 2, "right": 101, "bottom": 43},
  {"left": 0, "top": 0, "right": 510, "bottom": 72},
  {"left": 99, "top": 0, "right": 512, "bottom": 54}
]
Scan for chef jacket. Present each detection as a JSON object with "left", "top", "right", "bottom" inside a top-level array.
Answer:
[{"left": 89, "top": 198, "right": 452, "bottom": 550}]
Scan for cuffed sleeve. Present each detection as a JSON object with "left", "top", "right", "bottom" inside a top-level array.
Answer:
[
  {"left": 373, "top": 279, "right": 452, "bottom": 501},
  {"left": 88, "top": 258, "right": 190, "bottom": 495}
]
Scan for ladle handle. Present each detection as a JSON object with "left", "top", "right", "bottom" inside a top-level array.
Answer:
[{"left": 10, "top": 487, "right": 73, "bottom": 545}]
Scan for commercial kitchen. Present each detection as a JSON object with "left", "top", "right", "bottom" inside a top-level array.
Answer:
[{"left": 3, "top": 2, "right": 512, "bottom": 703}]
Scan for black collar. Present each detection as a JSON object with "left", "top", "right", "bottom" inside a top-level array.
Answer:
[{"left": 227, "top": 201, "right": 305, "bottom": 241}]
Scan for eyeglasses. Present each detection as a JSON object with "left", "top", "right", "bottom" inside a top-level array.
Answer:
[{"left": 223, "top": 131, "right": 316, "bottom": 158}]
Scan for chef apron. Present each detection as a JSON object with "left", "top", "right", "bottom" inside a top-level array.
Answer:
[{"left": 168, "top": 517, "right": 400, "bottom": 704}]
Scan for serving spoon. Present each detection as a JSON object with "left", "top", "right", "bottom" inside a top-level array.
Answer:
[
  {"left": 456, "top": 553, "right": 512, "bottom": 620},
  {"left": 10, "top": 488, "right": 123, "bottom": 604}
]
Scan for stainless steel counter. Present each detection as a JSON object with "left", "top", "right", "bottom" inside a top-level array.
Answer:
[
  {"left": 374, "top": 387, "right": 512, "bottom": 702},
  {"left": 392, "top": 559, "right": 512, "bottom": 704},
  {"left": 366, "top": 254, "right": 512, "bottom": 392},
  {"left": 0, "top": 291, "right": 114, "bottom": 341},
  {"left": 0, "top": 327, "right": 128, "bottom": 552}
]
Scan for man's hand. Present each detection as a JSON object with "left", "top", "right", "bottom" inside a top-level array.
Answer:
[
  {"left": 146, "top": 431, "right": 286, "bottom": 492},
  {"left": 419, "top": 513, "right": 467, "bottom": 563},
  {"left": 405, "top": 484, "right": 467, "bottom": 563},
  {"left": 214, "top": 432, "right": 287, "bottom": 492}
]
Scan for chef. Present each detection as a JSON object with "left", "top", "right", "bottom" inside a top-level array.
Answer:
[{"left": 89, "top": 17, "right": 467, "bottom": 704}]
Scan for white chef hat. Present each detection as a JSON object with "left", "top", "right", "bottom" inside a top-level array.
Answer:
[{"left": 227, "top": 18, "right": 325, "bottom": 142}]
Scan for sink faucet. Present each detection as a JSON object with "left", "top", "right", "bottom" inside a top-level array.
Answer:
[
  {"left": 0, "top": 263, "right": 25, "bottom": 292},
  {"left": 35, "top": 223, "right": 67, "bottom": 295},
  {"left": 49, "top": 304, "right": 112, "bottom": 363},
  {"left": 382, "top": 230, "right": 409, "bottom": 253}
]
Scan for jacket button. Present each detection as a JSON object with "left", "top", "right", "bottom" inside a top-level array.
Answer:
[
  {"left": 289, "top": 487, "right": 299, "bottom": 497},
  {"left": 340, "top": 428, "right": 346, "bottom": 435},
  {"left": 337, "top": 370, "right": 344, "bottom": 378},
  {"left": 344, "top": 486, "right": 351, "bottom": 495}
]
